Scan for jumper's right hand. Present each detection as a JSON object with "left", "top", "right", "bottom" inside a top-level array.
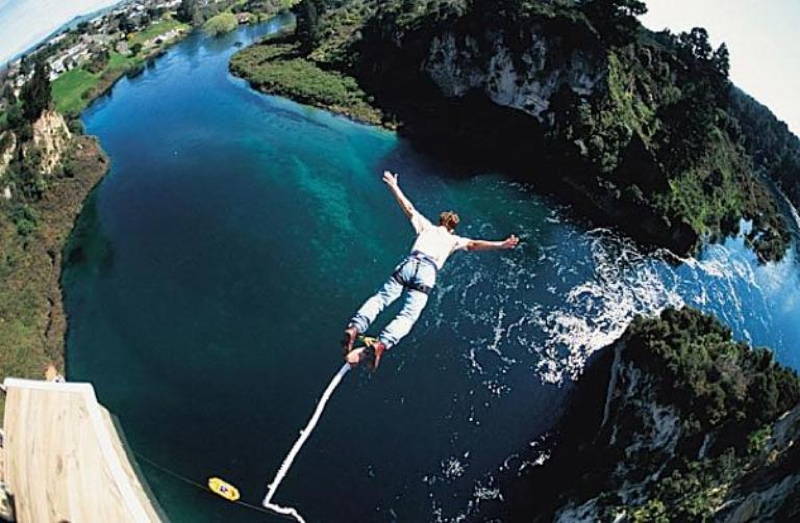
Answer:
[
  {"left": 346, "top": 347, "right": 365, "bottom": 367},
  {"left": 382, "top": 170, "right": 399, "bottom": 188}
]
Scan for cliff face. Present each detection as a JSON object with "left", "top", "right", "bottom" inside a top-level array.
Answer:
[
  {"left": 423, "top": 28, "right": 605, "bottom": 121},
  {"left": 716, "top": 405, "right": 800, "bottom": 522},
  {"left": 518, "top": 308, "right": 800, "bottom": 523},
  {"left": 0, "top": 132, "right": 16, "bottom": 199},
  {"left": 0, "top": 110, "right": 73, "bottom": 200}
]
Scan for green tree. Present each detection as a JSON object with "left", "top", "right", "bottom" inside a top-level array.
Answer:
[
  {"left": 85, "top": 49, "right": 110, "bottom": 74},
  {"left": 294, "top": 0, "right": 322, "bottom": 52},
  {"left": 204, "top": 12, "right": 239, "bottom": 36},
  {"left": 19, "top": 54, "right": 31, "bottom": 75},
  {"left": 130, "top": 42, "right": 144, "bottom": 56},
  {"left": 177, "top": 0, "right": 204, "bottom": 25},
  {"left": 147, "top": 7, "right": 165, "bottom": 20},
  {"left": 117, "top": 12, "right": 136, "bottom": 33},
  {"left": 20, "top": 59, "right": 51, "bottom": 122},
  {"left": 5, "top": 103, "right": 25, "bottom": 130},
  {"left": 2, "top": 83, "right": 16, "bottom": 105},
  {"left": 584, "top": 0, "right": 647, "bottom": 45}
]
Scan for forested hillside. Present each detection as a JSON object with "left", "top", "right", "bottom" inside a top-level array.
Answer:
[
  {"left": 232, "top": 0, "right": 797, "bottom": 261},
  {"left": 729, "top": 87, "right": 800, "bottom": 210}
]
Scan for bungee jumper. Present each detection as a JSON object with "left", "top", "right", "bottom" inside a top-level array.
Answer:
[
  {"left": 342, "top": 171, "right": 520, "bottom": 369},
  {"left": 254, "top": 171, "right": 519, "bottom": 522}
]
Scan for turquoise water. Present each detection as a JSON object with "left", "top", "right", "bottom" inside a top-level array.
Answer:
[{"left": 63, "top": 16, "right": 800, "bottom": 522}]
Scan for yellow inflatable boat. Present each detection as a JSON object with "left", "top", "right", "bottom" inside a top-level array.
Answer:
[{"left": 208, "top": 477, "right": 240, "bottom": 502}]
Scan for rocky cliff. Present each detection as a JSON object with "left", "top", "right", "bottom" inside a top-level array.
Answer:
[
  {"left": 0, "top": 110, "right": 73, "bottom": 200},
  {"left": 423, "top": 27, "right": 604, "bottom": 121},
  {"left": 503, "top": 308, "right": 800, "bottom": 522},
  {"left": 27, "top": 110, "right": 72, "bottom": 175},
  {"left": 0, "top": 131, "right": 16, "bottom": 199}
]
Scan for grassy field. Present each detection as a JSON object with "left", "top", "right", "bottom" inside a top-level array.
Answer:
[
  {"left": 51, "top": 53, "right": 141, "bottom": 115},
  {"left": 51, "top": 68, "right": 99, "bottom": 115}
]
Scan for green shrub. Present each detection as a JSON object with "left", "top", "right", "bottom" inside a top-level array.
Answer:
[
  {"left": 10, "top": 204, "right": 39, "bottom": 236},
  {"left": 204, "top": 12, "right": 238, "bottom": 35}
]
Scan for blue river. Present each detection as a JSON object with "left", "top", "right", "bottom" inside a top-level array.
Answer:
[{"left": 62, "top": 14, "right": 800, "bottom": 522}]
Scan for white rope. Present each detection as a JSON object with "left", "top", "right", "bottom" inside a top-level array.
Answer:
[{"left": 262, "top": 363, "right": 352, "bottom": 522}]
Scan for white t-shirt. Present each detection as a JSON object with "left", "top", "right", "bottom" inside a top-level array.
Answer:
[{"left": 409, "top": 210, "right": 471, "bottom": 269}]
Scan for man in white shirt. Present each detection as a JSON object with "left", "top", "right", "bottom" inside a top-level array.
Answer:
[{"left": 343, "top": 171, "right": 520, "bottom": 370}]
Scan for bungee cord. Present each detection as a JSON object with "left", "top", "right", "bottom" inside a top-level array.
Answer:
[
  {"left": 261, "top": 363, "right": 352, "bottom": 522},
  {"left": 133, "top": 362, "right": 353, "bottom": 522}
]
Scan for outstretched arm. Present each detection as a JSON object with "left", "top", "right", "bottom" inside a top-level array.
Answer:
[
  {"left": 382, "top": 171, "right": 417, "bottom": 219},
  {"left": 466, "top": 235, "right": 520, "bottom": 251}
]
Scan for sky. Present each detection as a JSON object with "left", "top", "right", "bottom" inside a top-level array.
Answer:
[
  {"left": 641, "top": 0, "right": 800, "bottom": 136},
  {"left": 0, "top": 0, "right": 797, "bottom": 135},
  {"left": 0, "top": 0, "right": 121, "bottom": 65}
]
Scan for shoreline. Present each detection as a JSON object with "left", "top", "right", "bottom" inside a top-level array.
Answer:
[
  {"left": 0, "top": 15, "right": 198, "bottom": 408},
  {"left": 49, "top": 16, "right": 294, "bottom": 378}
]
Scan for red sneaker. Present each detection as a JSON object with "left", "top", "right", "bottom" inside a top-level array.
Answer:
[{"left": 341, "top": 326, "right": 358, "bottom": 356}]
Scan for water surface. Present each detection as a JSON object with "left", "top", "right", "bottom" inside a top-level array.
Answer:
[{"left": 64, "top": 15, "right": 800, "bottom": 522}]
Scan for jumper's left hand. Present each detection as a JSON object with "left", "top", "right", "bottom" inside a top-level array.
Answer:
[{"left": 503, "top": 234, "right": 520, "bottom": 249}]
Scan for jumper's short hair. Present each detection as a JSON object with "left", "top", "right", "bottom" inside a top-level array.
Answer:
[{"left": 439, "top": 211, "right": 460, "bottom": 231}]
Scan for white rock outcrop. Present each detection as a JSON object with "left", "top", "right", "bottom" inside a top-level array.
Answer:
[
  {"left": 424, "top": 29, "right": 605, "bottom": 123},
  {"left": 29, "top": 110, "right": 72, "bottom": 175}
]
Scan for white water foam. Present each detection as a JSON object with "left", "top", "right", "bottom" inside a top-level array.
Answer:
[
  {"left": 532, "top": 230, "right": 685, "bottom": 384},
  {"left": 422, "top": 217, "right": 800, "bottom": 521}
]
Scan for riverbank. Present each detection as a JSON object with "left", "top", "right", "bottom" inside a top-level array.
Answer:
[
  {"left": 229, "top": 33, "right": 388, "bottom": 127},
  {"left": 0, "top": 134, "right": 107, "bottom": 416},
  {"left": 0, "top": 11, "right": 196, "bottom": 416},
  {"left": 48, "top": 4, "right": 299, "bottom": 116},
  {"left": 0, "top": 9, "right": 301, "bottom": 414}
]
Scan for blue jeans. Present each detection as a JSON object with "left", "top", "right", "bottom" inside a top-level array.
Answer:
[{"left": 350, "top": 255, "right": 437, "bottom": 348}]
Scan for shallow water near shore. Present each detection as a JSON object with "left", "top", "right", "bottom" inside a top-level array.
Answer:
[{"left": 63, "top": 15, "right": 800, "bottom": 522}]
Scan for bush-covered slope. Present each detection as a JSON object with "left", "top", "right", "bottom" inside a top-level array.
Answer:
[
  {"left": 232, "top": 0, "right": 794, "bottom": 261},
  {"left": 0, "top": 59, "right": 108, "bottom": 415}
]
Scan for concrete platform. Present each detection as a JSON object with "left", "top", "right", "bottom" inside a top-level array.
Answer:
[{"left": 2, "top": 378, "right": 162, "bottom": 522}]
